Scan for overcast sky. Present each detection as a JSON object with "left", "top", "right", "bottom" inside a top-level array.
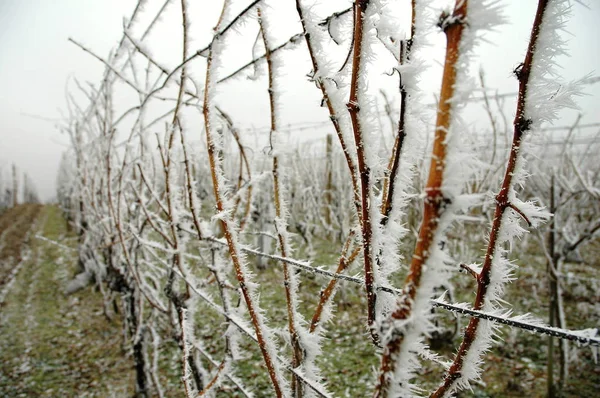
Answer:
[{"left": 0, "top": 0, "right": 598, "bottom": 201}]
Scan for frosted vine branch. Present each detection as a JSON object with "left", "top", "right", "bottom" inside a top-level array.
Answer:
[
  {"left": 347, "top": 0, "right": 380, "bottom": 346},
  {"left": 431, "top": 1, "right": 560, "bottom": 396},
  {"left": 259, "top": 7, "right": 308, "bottom": 395},
  {"left": 202, "top": 1, "right": 287, "bottom": 395},
  {"left": 375, "top": 1, "right": 470, "bottom": 395}
]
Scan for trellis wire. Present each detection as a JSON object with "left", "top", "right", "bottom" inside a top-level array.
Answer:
[
  {"left": 429, "top": 300, "right": 598, "bottom": 346},
  {"left": 34, "top": 232, "right": 600, "bottom": 348},
  {"left": 160, "top": 258, "right": 333, "bottom": 398},
  {"left": 200, "top": 233, "right": 600, "bottom": 348},
  {"left": 34, "top": 233, "right": 331, "bottom": 397}
]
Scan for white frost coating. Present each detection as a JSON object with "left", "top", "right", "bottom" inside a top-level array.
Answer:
[
  {"left": 181, "top": 138, "right": 208, "bottom": 237},
  {"left": 194, "top": 340, "right": 255, "bottom": 397},
  {"left": 443, "top": 0, "right": 504, "bottom": 201},
  {"left": 181, "top": 308, "right": 199, "bottom": 397},
  {"left": 437, "top": 1, "right": 584, "bottom": 396},
  {"left": 381, "top": 1, "right": 505, "bottom": 396},
  {"left": 263, "top": 1, "right": 325, "bottom": 389},
  {"left": 145, "top": 241, "right": 257, "bottom": 396},
  {"left": 203, "top": 3, "right": 290, "bottom": 396},
  {"left": 573, "top": 329, "right": 599, "bottom": 363},
  {"left": 524, "top": 1, "right": 580, "bottom": 130},
  {"left": 214, "top": 249, "right": 243, "bottom": 358},
  {"left": 353, "top": 1, "right": 392, "bottom": 322},
  {"left": 373, "top": 0, "right": 431, "bottom": 319},
  {"left": 219, "top": 136, "right": 293, "bottom": 391},
  {"left": 384, "top": 240, "right": 456, "bottom": 397},
  {"left": 150, "top": 325, "right": 166, "bottom": 398},
  {"left": 296, "top": 0, "right": 358, "bottom": 169},
  {"left": 355, "top": 2, "right": 385, "bottom": 172},
  {"left": 425, "top": 4, "right": 505, "bottom": 395}
]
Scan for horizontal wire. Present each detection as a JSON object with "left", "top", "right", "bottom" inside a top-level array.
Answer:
[
  {"left": 430, "top": 300, "right": 600, "bottom": 347},
  {"left": 200, "top": 232, "right": 600, "bottom": 347},
  {"left": 34, "top": 229, "right": 600, "bottom": 347},
  {"left": 165, "top": 259, "right": 333, "bottom": 398},
  {"left": 34, "top": 232, "right": 330, "bottom": 396}
]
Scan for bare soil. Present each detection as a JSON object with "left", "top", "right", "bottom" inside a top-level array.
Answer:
[{"left": 0, "top": 204, "right": 42, "bottom": 291}]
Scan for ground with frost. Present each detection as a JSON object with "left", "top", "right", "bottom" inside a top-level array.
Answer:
[
  {"left": 0, "top": 205, "right": 597, "bottom": 397},
  {"left": 0, "top": 206, "right": 133, "bottom": 397}
]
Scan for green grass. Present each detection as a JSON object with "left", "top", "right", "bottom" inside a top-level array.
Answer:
[
  {"left": 1, "top": 207, "right": 598, "bottom": 397},
  {"left": 0, "top": 206, "right": 133, "bottom": 397}
]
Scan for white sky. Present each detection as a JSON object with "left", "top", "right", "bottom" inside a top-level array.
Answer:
[{"left": 0, "top": 0, "right": 598, "bottom": 201}]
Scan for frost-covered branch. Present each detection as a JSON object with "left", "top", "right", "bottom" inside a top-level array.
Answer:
[
  {"left": 432, "top": 1, "right": 577, "bottom": 396},
  {"left": 258, "top": 6, "right": 316, "bottom": 395},
  {"left": 375, "top": 0, "right": 484, "bottom": 395},
  {"left": 202, "top": 2, "right": 289, "bottom": 396}
]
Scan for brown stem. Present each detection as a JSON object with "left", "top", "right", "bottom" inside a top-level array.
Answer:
[
  {"left": 374, "top": 1, "right": 469, "bottom": 396},
  {"left": 138, "top": 0, "right": 262, "bottom": 110},
  {"left": 161, "top": 0, "right": 191, "bottom": 298},
  {"left": 68, "top": 38, "right": 145, "bottom": 95},
  {"left": 216, "top": 107, "right": 253, "bottom": 230},
  {"left": 136, "top": 163, "right": 169, "bottom": 218},
  {"left": 164, "top": 5, "right": 202, "bottom": 391},
  {"left": 347, "top": 0, "right": 381, "bottom": 346},
  {"left": 123, "top": 30, "right": 199, "bottom": 101},
  {"left": 198, "top": 250, "right": 237, "bottom": 396},
  {"left": 507, "top": 202, "right": 532, "bottom": 227},
  {"left": 198, "top": 358, "right": 227, "bottom": 396},
  {"left": 309, "top": 240, "right": 361, "bottom": 333},
  {"left": 460, "top": 263, "right": 479, "bottom": 280},
  {"left": 179, "top": 120, "right": 204, "bottom": 240},
  {"left": 130, "top": 184, "right": 175, "bottom": 248},
  {"left": 295, "top": 0, "right": 362, "bottom": 220},
  {"left": 430, "top": 1, "right": 550, "bottom": 396},
  {"left": 258, "top": 8, "right": 304, "bottom": 396},
  {"left": 380, "top": 0, "right": 416, "bottom": 223},
  {"left": 202, "top": 2, "right": 284, "bottom": 396}
]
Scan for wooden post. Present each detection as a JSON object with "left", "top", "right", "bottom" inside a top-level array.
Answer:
[
  {"left": 547, "top": 174, "right": 556, "bottom": 397},
  {"left": 23, "top": 172, "right": 28, "bottom": 203},
  {"left": 12, "top": 164, "right": 18, "bottom": 208},
  {"left": 324, "top": 134, "right": 333, "bottom": 227}
]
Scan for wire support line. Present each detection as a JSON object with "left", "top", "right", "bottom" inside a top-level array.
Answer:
[
  {"left": 163, "top": 264, "right": 333, "bottom": 398},
  {"left": 430, "top": 300, "right": 600, "bottom": 347},
  {"left": 200, "top": 233, "right": 600, "bottom": 348},
  {"left": 34, "top": 232, "right": 600, "bottom": 347}
]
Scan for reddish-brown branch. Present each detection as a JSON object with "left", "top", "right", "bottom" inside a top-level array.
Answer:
[
  {"left": 346, "top": 0, "right": 381, "bottom": 346},
  {"left": 310, "top": 241, "right": 361, "bottom": 333},
  {"left": 258, "top": 8, "right": 303, "bottom": 396},
  {"left": 374, "top": 1, "right": 469, "bottom": 395},
  {"left": 198, "top": 358, "right": 227, "bottom": 396},
  {"left": 430, "top": 1, "right": 550, "bottom": 396},
  {"left": 162, "top": 0, "right": 192, "bottom": 305},
  {"left": 460, "top": 263, "right": 479, "bottom": 280},
  {"left": 294, "top": 2, "right": 388, "bottom": 347},
  {"left": 202, "top": 3, "right": 283, "bottom": 396},
  {"left": 380, "top": 0, "right": 416, "bottom": 223},
  {"left": 295, "top": 0, "right": 362, "bottom": 216}
]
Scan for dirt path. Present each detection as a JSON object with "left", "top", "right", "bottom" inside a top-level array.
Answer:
[
  {"left": 0, "top": 204, "right": 42, "bottom": 292},
  {"left": 0, "top": 206, "right": 133, "bottom": 397}
]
